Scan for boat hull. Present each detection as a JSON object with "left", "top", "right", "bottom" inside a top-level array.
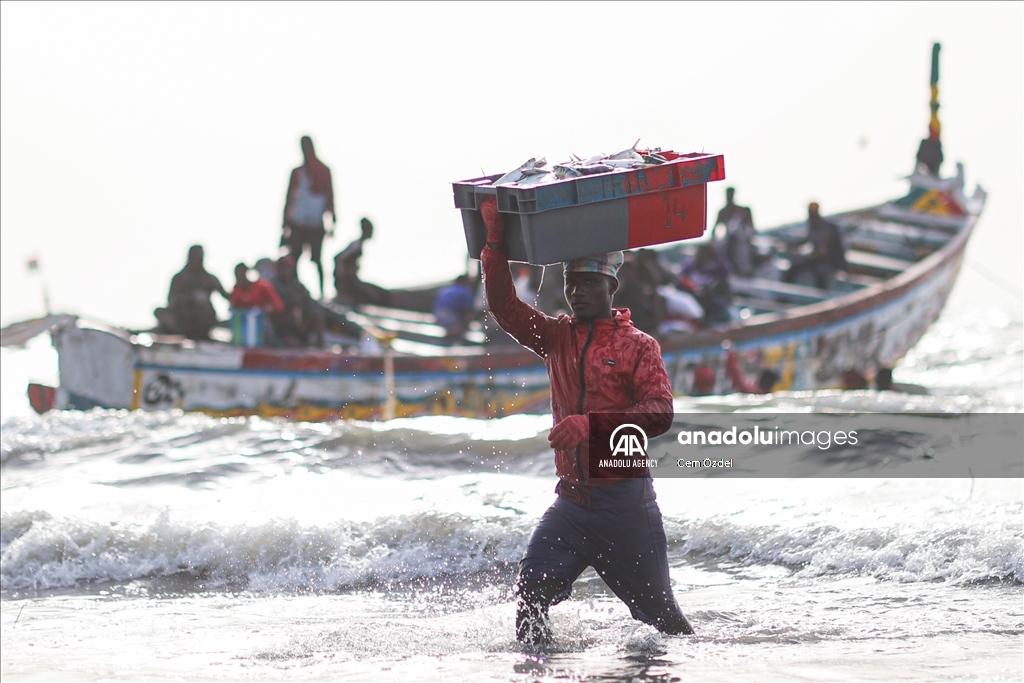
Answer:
[{"left": 661, "top": 209, "right": 971, "bottom": 395}]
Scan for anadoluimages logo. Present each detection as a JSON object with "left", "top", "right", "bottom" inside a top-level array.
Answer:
[{"left": 609, "top": 424, "right": 648, "bottom": 458}]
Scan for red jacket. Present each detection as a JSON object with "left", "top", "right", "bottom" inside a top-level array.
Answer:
[
  {"left": 230, "top": 279, "right": 285, "bottom": 313},
  {"left": 482, "top": 246, "right": 674, "bottom": 502}
]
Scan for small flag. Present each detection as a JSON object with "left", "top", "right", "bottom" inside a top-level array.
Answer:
[{"left": 27, "top": 257, "right": 39, "bottom": 271}]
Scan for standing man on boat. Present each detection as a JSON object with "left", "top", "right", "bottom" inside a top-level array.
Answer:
[
  {"left": 282, "top": 135, "right": 336, "bottom": 300},
  {"left": 711, "top": 187, "right": 757, "bottom": 277},
  {"left": 478, "top": 196, "right": 694, "bottom": 646},
  {"left": 678, "top": 245, "right": 733, "bottom": 326}
]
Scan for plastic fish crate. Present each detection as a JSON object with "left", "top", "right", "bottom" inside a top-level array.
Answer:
[{"left": 453, "top": 152, "right": 725, "bottom": 264}]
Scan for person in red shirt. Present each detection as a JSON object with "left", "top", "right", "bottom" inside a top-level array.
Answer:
[
  {"left": 478, "top": 196, "right": 693, "bottom": 646},
  {"left": 230, "top": 263, "right": 284, "bottom": 313}
]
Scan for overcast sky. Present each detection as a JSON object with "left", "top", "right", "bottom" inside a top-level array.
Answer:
[{"left": 2, "top": 1, "right": 1021, "bottom": 328}]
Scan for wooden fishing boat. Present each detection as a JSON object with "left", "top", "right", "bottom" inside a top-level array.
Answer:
[{"left": 21, "top": 45, "right": 985, "bottom": 421}]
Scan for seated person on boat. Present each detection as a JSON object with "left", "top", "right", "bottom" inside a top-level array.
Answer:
[
  {"left": 229, "top": 262, "right": 285, "bottom": 346},
  {"left": 783, "top": 202, "right": 848, "bottom": 290},
  {"left": 154, "top": 245, "right": 229, "bottom": 341},
  {"left": 334, "top": 217, "right": 388, "bottom": 307},
  {"left": 272, "top": 255, "right": 325, "bottom": 348},
  {"left": 433, "top": 274, "right": 478, "bottom": 340},
  {"left": 657, "top": 283, "right": 704, "bottom": 334},
  {"left": 614, "top": 249, "right": 671, "bottom": 334},
  {"left": 678, "top": 245, "right": 733, "bottom": 326}
]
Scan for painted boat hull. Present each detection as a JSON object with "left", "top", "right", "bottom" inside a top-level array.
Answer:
[{"left": 660, "top": 206, "right": 976, "bottom": 396}]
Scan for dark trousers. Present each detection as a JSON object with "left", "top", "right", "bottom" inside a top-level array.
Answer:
[
  {"left": 282, "top": 224, "right": 326, "bottom": 297},
  {"left": 515, "top": 478, "right": 693, "bottom": 643},
  {"left": 154, "top": 302, "right": 217, "bottom": 340}
]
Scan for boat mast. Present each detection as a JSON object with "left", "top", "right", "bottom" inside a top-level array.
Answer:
[{"left": 916, "top": 42, "right": 943, "bottom": 176}]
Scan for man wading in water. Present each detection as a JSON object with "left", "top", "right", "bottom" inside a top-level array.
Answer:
[{"left": 478, "top": 197, "right": 694, "bottom": 646}]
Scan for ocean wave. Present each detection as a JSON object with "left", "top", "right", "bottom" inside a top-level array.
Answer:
[
  {"left": 0, "top": 509, "right": 531, "bottom": 592},
  {"left": 670, "top": 513, "right": 1024, "bottom": 585},
  {"left": 0, "top": 409, "right": 227, "bottom": 465},
  {"left": 3, "top": 506, "right": 1020, "bottom": 592}
]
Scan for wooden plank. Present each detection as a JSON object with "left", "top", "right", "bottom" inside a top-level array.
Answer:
[
  {"left": 367, "top": 316, "right": 483, "bottom": 342},
  {"left": 732, "top": 296, "right": 791, "bottom": 313},
  {"left": 359, "top": 305, "right": 438, "bottom": 325},
  {"left": 857, "top": 219, "right": 951, "bottom": 247},
  {"left": 844, "top": 235, "right": 922, "bottom": 262},
  {"left": 834, "top": 271, "right": 884, "bottom": 287},
  {"left": 346, "top": 308, "right": 485, "bottom": 346},
  {"left": 729, "top": 277, "right": 830, "bottom": 303},
  {"left": 385, "top": 328, "right": 485, "bottom": 346},
  {"left": 845, "top": 249, "right": 915, "bottom": 273}
]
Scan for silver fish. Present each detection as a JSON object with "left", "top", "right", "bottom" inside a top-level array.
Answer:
[
  {"left": 608, "top": 138, "right": 642, "bottom": 160},
  {"left": 492, "top": 169, "right": 523, "bottom": 186},
  {"left": 492, "top": 157, "right": 545, "bottom": 186},
  {"left": 603, "top": 158, "right": 644, "bottom": 168},
  {"left": 576, "top": 164, "right": 614, "bottom": 175},
  {"left": 554, "top": 165, "right": 582, "bottom": 178},
  {"left": 516, "top": 171, "right": 559, "bottom": 187}
]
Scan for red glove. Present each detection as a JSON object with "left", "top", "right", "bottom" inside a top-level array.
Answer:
[
  {"left": 548, "top": 414, "right": 590, "bottom": 451},
  {"left": 480, "top": 196, "right": 505, "bottom": 246}
]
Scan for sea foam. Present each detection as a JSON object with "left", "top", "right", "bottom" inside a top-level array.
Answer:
[{"left": 3, "top": 506, "right": 1020, "bottom": 592}]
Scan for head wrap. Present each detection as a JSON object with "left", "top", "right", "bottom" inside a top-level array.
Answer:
[{"left": 563, "top": 251, "right": 624, "bottom": 279}]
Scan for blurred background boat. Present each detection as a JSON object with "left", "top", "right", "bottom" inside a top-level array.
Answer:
[{"left": 15, "top": 168, "right": 980, "bottom": 420}]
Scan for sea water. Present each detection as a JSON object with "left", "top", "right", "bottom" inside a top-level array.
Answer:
[{"left": 2, "top": 272, "right": 1021, "bottom": 682}]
